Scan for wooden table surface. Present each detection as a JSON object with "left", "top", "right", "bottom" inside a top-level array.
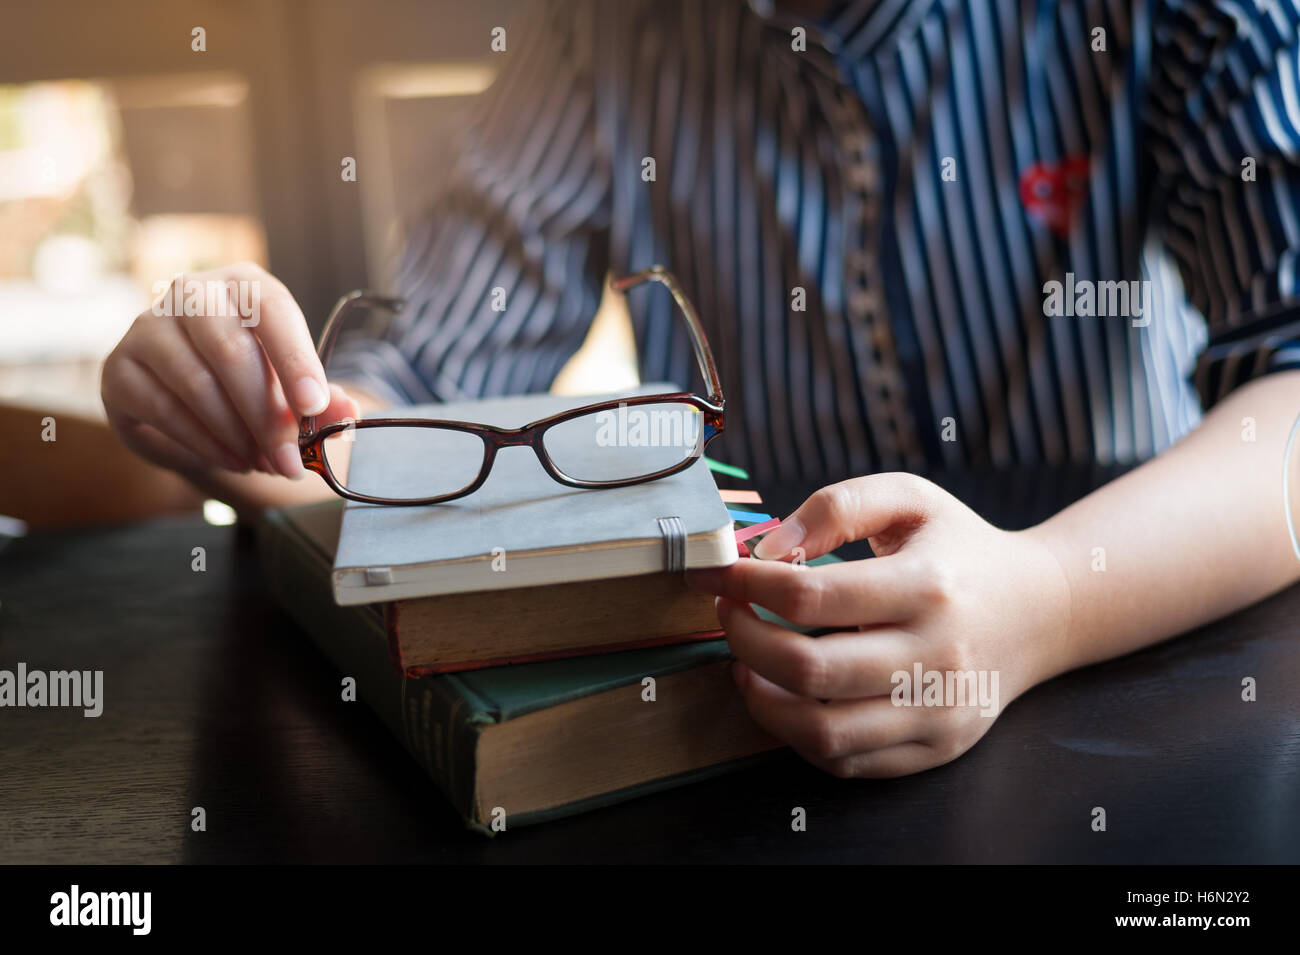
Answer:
[{"left": 1, "top": 468, "right": 1297, "bottom": 863}]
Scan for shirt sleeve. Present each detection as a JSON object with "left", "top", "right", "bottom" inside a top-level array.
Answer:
[
  {"left": 1145, "top": 0, "right": 1300, "bottom": 407},
  {"left": 331, "top": 0, "right": 611, "bottom": 406}
]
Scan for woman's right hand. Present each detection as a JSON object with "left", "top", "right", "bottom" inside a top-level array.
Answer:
[{"left": 101, "top": 262, "right": 361, "bottom": 479}]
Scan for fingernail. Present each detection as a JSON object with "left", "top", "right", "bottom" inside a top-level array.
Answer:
[
  {"left": 274, "top": 442, "right": 305, "bottom": 480},
  {"left": 753, "top": 517, "right": 804, "bottom": 560},
  {"left": 291, "top": 377, "right": 329, "bottom": 416}
]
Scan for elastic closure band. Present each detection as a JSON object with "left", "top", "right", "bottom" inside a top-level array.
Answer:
[{"left": 656, "top": 516, "right": 686, "bottom": 573}]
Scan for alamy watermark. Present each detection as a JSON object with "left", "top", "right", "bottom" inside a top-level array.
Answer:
[
  {"left": 151, "top": 274, "right": 261, "bottom": 327},
  {"left": 890, "top": 663, "right": 1000, "bottom": 717},
  {"left": 50, "top": 886, "right": 150, "bottom": 935},
  {"left": 593, "top": 402, "right": 700, "bottom": 449},
  {"left": 1043, "top": 272, "right": 1151, "bottom": 328},
  {"left": 0, "top": 664, "right": 102, "bottom": 717}
]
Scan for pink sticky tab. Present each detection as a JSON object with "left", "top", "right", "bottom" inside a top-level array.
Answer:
[
  {"left": 734, "top": 517, "right": 781, "bottom": 544},
  {"left": 720, "top": 489, "right": 763, "bottom": 505},
  {"left": 737, "top": 539, "right": 750, "bottom": 557}
]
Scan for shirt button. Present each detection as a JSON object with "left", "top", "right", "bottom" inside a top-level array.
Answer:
[
  {"left": 848, "top": 288, "right": 879, "bottom": 314},
  {"left": 840, "top": 131, "right": 869, "bottom": 156},
  {"left": 846, "top": 164, "right": 876, "bottom": 191}
]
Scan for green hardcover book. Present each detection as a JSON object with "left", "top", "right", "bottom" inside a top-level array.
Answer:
[{"left": 257, "top": 500, "right": 782, "bottom": 834}]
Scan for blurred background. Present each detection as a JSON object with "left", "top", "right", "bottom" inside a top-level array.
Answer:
[{"left": 0, "top": 0, "right": 637, "bottom": 529}]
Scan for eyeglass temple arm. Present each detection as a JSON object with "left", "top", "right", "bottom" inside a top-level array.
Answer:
[
  {"left": 610, "top": 267, "right": 724, "bottom": 407},
  {"left": 306, "top": 272, "right": 718, "bottom": 431},
  {"left": 302, "top": 290, "right": 405, "bottom": 436}
]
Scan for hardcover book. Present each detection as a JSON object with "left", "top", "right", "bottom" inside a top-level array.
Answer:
[
  {"left": 384, "top": 572, "right": 723, "bottom": 674},
  {"left": 259, "top": 500, "right": 780, "bottom": 833}
]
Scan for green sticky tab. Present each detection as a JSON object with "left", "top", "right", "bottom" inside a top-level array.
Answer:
[{"left": 705, "top": 456, "right": 749, "bottom": 480}]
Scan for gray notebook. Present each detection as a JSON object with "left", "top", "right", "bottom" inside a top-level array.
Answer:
[{"left": 331, "top": 386, "right": 737, "bottom": 605}]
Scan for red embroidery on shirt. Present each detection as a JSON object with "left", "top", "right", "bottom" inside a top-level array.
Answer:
[{"left": 1019, "top": 157, "right": 1091, "bottom": 237}]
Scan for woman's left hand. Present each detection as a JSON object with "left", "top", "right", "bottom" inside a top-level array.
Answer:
[{"left": 686, "top": 473, "right": 1074, "bottom": 778}]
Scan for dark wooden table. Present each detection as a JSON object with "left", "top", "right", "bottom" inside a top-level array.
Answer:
[{"left": 2, "top": 468, "right": 1297, "bottom": 863}]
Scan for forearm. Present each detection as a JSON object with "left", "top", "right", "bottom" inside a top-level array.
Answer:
[{"left": 1026, "top": 370, "right": 1300, "bottom": 674}]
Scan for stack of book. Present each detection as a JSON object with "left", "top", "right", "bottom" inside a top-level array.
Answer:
[{"left": 257, "top": 389, "right": 798, "bottom": 834}]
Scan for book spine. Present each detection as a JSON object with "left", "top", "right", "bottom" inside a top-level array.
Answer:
[
  {"left": 392, "top": 674, "right": 492, "bottom": 830},
  {"left": 256, "top": 513, "right": 490, "bottom": 832}
]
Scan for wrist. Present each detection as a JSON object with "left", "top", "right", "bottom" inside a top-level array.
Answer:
[{"left": 1015, "top": 520, "right": 1083, "bottom": 684}]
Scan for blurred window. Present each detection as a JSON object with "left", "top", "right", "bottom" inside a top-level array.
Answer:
[{"left": 0, "top": 74, "right": 266, "bottom": 409}]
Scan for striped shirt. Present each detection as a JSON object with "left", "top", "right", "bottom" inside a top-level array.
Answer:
[{"left": 334, "top": 0, "right": 1300, "bottom": 483}]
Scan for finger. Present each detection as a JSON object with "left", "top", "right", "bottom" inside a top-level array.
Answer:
[
  {"left": 103, "top": 356, "right": 249, "bottom": 472},
  {"left": 732, "top": 662, "right": 918, "bottom": 762},
  {"left": 124, "top": 315, "right": 260, "bottom": 469},
  {"left": 688, "top": 556, "right": 929, "bottom": 628},
  {"left": 177, "top": 282, "right": 302, "bottom": 477},
  {"left": 308, "top": 384, "right": 364, "bottom": 486},
  {"left": 112, "top": 419, "right": 209, "bottom": 475},
  {"left": 802, "top": 741, "right": 939, "bottom": 779},
  {"left": 717, "top": 597, "right": 914, "bottom": 698},
  {"left": 226, "top": 265, "right": 331, "bottom": 417},
  {"left": 752, "top": 472, "right": 937, "bottom": 560},
  {"left": 319, "top": 382, "right": 362, "bottom": 428}
]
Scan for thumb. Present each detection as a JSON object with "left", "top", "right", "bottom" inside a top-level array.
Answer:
[
  {"left": 752, "top": 472, "right": 935, "bottom": 560},
  {"left": 314, "top": 383, "right": 362, "bottom": 429}
]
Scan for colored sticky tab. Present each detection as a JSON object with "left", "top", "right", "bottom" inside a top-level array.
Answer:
[
  {"left": 705, "top": 457, "right": 749, "bottom": 480},
  {"left": 736, "top": 539, "right": 750, "bottom": 557},
  {"left": 734, "top": 517, "right": 780, "bottom": 544},
  {"left": 728, "top": 508, "right": 772, "bottom": 523},
  {"left": 719, "top": 489, "right": 762, "bottom": 505}
]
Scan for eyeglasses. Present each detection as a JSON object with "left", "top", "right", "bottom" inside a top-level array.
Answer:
[{"left": 299, "top": 267, "right": 726, "bottom": 505}]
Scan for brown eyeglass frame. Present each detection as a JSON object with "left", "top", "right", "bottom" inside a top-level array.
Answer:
[{"left": 299, "top": 266, "right": 726, "bottom": 506}]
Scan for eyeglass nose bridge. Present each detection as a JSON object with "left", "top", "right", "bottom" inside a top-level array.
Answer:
[
  {"left": 474, "top": 425, "right": 565, "bottom": 488},
  {"left": 481, "top": 423, "right": 544, "bottom": 448}
]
